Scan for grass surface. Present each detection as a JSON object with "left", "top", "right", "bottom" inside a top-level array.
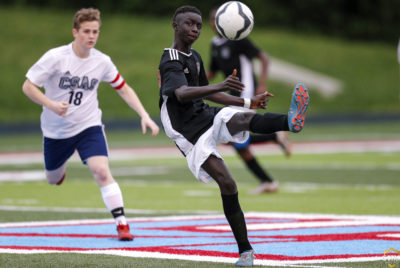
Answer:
[
  {"left": 1, "top": 151, "right": 399, "bottom": 220},
  {"left": 1, "top": 149, "right": 399, "bottom": 267}
]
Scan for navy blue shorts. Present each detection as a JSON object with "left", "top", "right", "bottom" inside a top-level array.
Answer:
[{"left": 43, "top": 126, "right": 108, "bottom": 170}]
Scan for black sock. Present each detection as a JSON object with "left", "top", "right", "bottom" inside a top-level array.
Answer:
[
  {"left": 250, "top": 113, "right": 289, "bottom": 134},
  {"left": 245, "top": 158, "right": 273, "bottom": 182},
  {"left": 111, "top": 207, "right": 125, "bottom": 218},
  {"left": 249, "top": 133, "right": 277, "bottom": 144},
  {"left": 221, "top": 193, "right": 252, "bottom": 253}
]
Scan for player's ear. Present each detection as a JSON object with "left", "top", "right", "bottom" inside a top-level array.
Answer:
[
  {"left": 72, "top": 28, "right": 78, "bottom": 37},
  {"left": 172, "top": 21, "right": 178, "bottom": 30}
]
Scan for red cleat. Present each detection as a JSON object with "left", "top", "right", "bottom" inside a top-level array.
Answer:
[{"left": 117, "top": 223, "right": 134, "bottom": 241}]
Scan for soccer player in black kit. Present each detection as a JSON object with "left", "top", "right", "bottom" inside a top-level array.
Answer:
[
  {"left": 207, "top": 8, "right": 291, "bottom": 195},
  {"left": 158, "top": 6, "right": 309, "bottom": 266}
]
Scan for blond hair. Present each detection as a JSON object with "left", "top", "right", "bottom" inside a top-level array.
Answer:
[{"left": 73, "top": 8, "right": 101, "bottom": 30}]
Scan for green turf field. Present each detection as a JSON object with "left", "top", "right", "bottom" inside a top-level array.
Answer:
[
  {"left": 1, "top": 121, "right": 400, "bottom": 267},
  {"left": 1, "top": 151, "right": 399, "bottom": 267},
  {"left": 1, "top": 151, "right": 400, "bottom": 219}
]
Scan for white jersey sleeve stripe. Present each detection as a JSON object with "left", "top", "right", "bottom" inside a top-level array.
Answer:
[
  {"left": 109, "top": 73, "right": 125, "bottom": 90},
  {"left": 173, "top": 49, "right": 179, "bottom": 60},
  {"left": 167, "top": 49, "right": 180, "bottom": 61}
]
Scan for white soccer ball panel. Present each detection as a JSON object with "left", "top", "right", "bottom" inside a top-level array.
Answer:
[{"left": 216, "top": 1, "right": 254, "bottom": 40}]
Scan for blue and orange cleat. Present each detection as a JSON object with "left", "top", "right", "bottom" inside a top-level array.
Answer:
[{"left": 288, "top": 83, "right": 309, "bottom": 133}]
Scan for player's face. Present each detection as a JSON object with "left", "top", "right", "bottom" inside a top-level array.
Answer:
[
  {"left": 174, "top": 12, "right": 202, "bottom": 45},
  {"left": 73, "top": 21, "right": 100, "bottom": 49}
]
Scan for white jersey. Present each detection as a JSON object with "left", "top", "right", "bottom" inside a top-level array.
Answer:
[
  {"left": 26, "top": 43, "right": 125, "bottom": 139},
  {"left": 398, "top": 38, "right": 400, "bottom": 64}
]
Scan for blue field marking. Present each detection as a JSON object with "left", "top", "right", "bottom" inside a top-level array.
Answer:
[{"left": 1, "top": 212, "right": 400, "bottom": 266}]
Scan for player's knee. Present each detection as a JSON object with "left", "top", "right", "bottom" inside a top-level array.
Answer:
[
  {"left": 91, "top": 166, "right": 112, "bottom": 183},
  {"left": 235, "top": 112, "right": 253, "bottom": 124},
  {"left": 218, "top": 176, "right": 237, "bottom": 194},
  {"left": 227, "top": 112, "right": 254, "bottom": 135}
]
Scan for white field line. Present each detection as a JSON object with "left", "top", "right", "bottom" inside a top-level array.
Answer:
[
  {"left": 0, "top": 205, "right": 217, "bottom": 216},
  {"left": 254, "top": 57, "right": 343, "bottom": 98},
  {"left": 1, "top": 162, "right": 399, "bottom": 183},
  {"left": 1, "top": 139, "right": 399, "bottom": 182},
  {"left": 0, "top": 248, "right": 357, "bottom": 267},
  {"left": 0, "top": 166, "right": 170, "bottom": 182},
  {"left": 0, "top": 248, "right": 393, "bottom": 267},
  {"left": 2, "top": 211, "right": 400, "bottom": 228},
  {"left": 1, "top": 139, "right": 399, "bottom": 166}
]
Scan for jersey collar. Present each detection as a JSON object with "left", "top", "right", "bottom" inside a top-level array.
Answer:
[{"left": 164, "top": 48, "right": 192, "bottom": 57}]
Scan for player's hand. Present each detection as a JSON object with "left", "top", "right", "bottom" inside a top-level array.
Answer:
[
  {"left": 221, "top": 69, "right": 244, "bottom": 93},
  {"left": 255, "top": 84, "right": 267, "bottom": 95},
  {"left": 141, "top": 116, "right": 160, "bottom": 136},
  {"left": 50, "top": 101, "right": 69, "bottom": 116},
  {"left": 251, "top": 91, "right": 274, "bottom": 109}
]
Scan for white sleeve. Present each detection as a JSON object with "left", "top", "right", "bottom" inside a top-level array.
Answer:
[
  {"left": 398, "top": 38, "right": 400, "bottom": 64},
  {"left": 103, "top": 56, "right": 125, "bottom": 89},
  {"left": 26, "top": 50, "right": 56, "bottom": 87}
]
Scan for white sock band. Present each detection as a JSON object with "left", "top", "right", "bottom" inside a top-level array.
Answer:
[
  {"left": 100, "top": 183, "right": 126, "bottom": 224},
  {"left": 100, "top": 182, "right": 124, "bottom": 211}
]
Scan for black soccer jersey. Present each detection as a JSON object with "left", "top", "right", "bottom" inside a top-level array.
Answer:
[
  {"left": 158, "top": 48, "right": 221, "bottom": 146},
  {"left": 209, "top": 37, "right": 260, "bottom": 97}
]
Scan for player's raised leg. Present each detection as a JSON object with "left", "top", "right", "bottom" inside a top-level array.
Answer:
[{"left": 236, "top": 84, "right": 310, "bottom": 135}]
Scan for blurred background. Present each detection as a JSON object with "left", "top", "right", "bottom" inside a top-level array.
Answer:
[
  {"left": 0, "top": 0, "right": 399, "bottom": 139},
  {"left": 1, "top": 3, "right": 399, "bottom": 266}
]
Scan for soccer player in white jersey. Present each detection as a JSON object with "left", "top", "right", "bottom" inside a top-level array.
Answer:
[{"left": 22, "top": 8, "right": 159, "bottom": 241}]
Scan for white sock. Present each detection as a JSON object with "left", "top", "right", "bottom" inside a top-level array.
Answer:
[{"left": 100, "top": 182, "right": 127, "bottom": 225}]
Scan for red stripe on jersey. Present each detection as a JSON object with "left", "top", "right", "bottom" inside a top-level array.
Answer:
[
  {"left": 158, "top": 70, "right": 161, "bottom": 88},
  {"left": 114, "top": 80, "right": 125, "bottom": 90},
  {"left": 111, "top": 74, "right": 120, "bottom": 83}
]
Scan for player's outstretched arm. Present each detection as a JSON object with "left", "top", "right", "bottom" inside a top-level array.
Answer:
[
  {"left": 175, "top": 70, "right": 244, "bottom": 103},
  {"left": 22, "top": 79, "right": 69, "bottom": 116},
  {"left": 117, "top": 83, "right": 159, "bottom": 136}
]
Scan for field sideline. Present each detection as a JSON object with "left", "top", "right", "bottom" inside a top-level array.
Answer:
[{"left": 1, "top": 138, "right": 399, "bottom": 165}]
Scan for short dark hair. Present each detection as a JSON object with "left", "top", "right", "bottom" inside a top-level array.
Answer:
[{"left": 173, "top": 6, "right": 202, "bottom": 22}]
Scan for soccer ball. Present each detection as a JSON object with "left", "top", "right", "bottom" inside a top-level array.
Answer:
[{"left": 215, "top": 1, "right": 254, "bottom": 40}]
